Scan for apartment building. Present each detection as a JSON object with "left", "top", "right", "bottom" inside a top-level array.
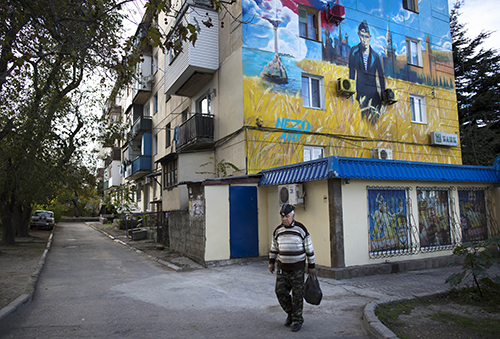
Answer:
[{"left": 99, "top": 0, "right": 500, "bottom": 274}]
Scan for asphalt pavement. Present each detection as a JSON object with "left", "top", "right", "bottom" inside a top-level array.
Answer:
[{"left": 0, "top": 222, "right": 461, "bottom": 339}]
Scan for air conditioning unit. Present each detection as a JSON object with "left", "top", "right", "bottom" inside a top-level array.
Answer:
[
  {"left": 278, "top": 184, "right": 304, "bottom": 206},
  {"left": 326, "top": 4, "right": 345, "bottom": 24},
  {"left": 337, "top": 78, "right": 355, "bottom": 97},
  {"left": 371, "top": 148, "right": 393, "bottom": 160},
  {"left": 382, "top": 88, "right": 398, "bottom": 105}
]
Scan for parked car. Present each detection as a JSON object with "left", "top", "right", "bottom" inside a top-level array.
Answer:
[{"left": 30, "top": 210, "right": 55, "bottom": 230}]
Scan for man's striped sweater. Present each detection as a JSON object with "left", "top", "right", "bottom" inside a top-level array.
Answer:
[{"left": 269, "top": 220, "right": 315, "bottom": 271}]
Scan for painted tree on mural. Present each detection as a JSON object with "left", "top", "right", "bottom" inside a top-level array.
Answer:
[{"left": 451, "top": 1, "right": 500, "bottom": 166}]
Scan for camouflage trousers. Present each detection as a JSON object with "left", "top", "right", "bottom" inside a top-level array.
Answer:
[{"left": 275, "top": 268, "right": 305, "bottom": 324}]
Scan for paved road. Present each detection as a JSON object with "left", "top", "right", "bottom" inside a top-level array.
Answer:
[{"left": 0, "top": 222, "right": 459, "bottom": 339}]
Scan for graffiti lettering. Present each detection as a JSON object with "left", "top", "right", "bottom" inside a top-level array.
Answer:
[
  {"left": 275, "top": 117, "right": 311, "bottom": 143},
  {"left": 275, "top": 117, "right": 311, "bottom": 132},
  {"left": 278, "top": 132, "right": 300, "bottom": 142}
]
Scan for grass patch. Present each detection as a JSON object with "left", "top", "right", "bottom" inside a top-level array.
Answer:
[
  {"left": 375, "top": 299, "right": 417, "bottom": 326},
  {"left": 429, "top": 312, "right": 500, "bottom": 339}
]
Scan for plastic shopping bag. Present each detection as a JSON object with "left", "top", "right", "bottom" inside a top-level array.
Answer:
[{"left": 304, "top": 273, "right": 322, "bottom": 305}]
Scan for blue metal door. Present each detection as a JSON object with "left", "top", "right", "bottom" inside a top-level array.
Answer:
[{"left": 229, "top": 186, "right": 259, "bottom": 258}]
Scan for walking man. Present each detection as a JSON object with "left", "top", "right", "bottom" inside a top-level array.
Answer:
[{"left": 268, "top": 203, "right": 315, "bottom": 332}]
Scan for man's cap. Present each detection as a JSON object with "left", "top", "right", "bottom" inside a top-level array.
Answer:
[
  {"left": 358, "top": 20, "right": 370, "bottom": 34},
  {"left": 280, "top": 204, "right": 294, "bottom": 216}
]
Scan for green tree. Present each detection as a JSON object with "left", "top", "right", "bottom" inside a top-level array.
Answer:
[
  {"left": 0, "top": 0, "right": 126, "bottom": 244},
  {"left": 451, "top": 1, "right": 500, "bottom": 166}
]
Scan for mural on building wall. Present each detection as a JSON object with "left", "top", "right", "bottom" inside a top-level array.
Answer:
[
  {"left": 458, "top": 189, "right": 488, "bottom": 242},
  {"left": 241, "top": 0, "right": 461, "bottom": 173},
  {"left": 367, "top": 188, "right": 409, "bottom": 253},
  {"left": 417, "top": 188, "right": 452, "bottom": 248}
]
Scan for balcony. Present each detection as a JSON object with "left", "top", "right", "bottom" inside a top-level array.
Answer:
[
  {"left": 164, "top": 7, "right": 218, "bottom": 97},
  {"left": 124, "top": 155, "right": 152, "bottom": 180},
  {"left": 132, "top": 52, "right": 153, "bottom": 104},
  {"left": 128, "top": 116, "right": 152, "bottom": 141},
  {"left": 177, "top": 114, "right": 214, "bottom": 151}
]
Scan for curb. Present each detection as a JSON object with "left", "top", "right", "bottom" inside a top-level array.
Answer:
[
  {"left": 0, "top": 227, "right": 55, "bottom": 325},
  {"left": 86, "top": 223, "right": 183, "bottom": 272}
]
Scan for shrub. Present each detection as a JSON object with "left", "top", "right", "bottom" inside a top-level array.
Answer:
[{"left": 446, "top": 236, "right": 500, "bottom": 298}]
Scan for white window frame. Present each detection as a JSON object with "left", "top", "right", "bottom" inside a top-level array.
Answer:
[
  {"left": 153, "top": 134, "right": 158, "bottom": 155},
  {"left": 144, "top": 102, "right": 151, "bottom": 117},
  {"left": 197, "top": 91, "right": 213, "bottom": 115},
  {"left": 406, "top": 38, "right": 423, "bottom": 67},
  {"left": 410, "top": 94, "right": 426, "bottom": 124},
  {"left": 153, "top": 52, "right": 159, "bottom": 74},
  {"left": 302, "top": 74, "right": 325, "bottom": 109},
  {"left": 299, "top": 6, "right": 320, "bottom": 41},
  {"left": 153, "top": 93, "right": 158, "bottom": 115},
  {"left": 304, "top": 146, "right": 324, "bottom": 162}
]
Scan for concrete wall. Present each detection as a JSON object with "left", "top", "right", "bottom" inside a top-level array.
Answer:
[
  {"left": 205, "top": 185, "right": 230, "bottom": 261},
  {"left": 261, "top": 181, "right": 331, "bottom": 267},
  {"left": 341, "top": 180, "right": 497, "bottom": 267}
]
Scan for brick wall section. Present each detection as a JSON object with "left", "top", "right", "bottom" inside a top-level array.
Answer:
[{"left": 166, "top": 183, "right": 206, "bottom": 265}]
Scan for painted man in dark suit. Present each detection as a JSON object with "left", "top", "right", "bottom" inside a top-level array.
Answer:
[{"left": 349, "top": 20, "right": 386, "bottom": 124}]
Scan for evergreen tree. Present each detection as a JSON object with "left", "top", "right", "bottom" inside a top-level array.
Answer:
[{"left": 451, "top": 1, "right": 500, "bottom": 166}]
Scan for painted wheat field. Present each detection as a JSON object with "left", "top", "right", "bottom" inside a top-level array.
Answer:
[{"left": 244, "top": 59, "right": 462, "bottom": 174}]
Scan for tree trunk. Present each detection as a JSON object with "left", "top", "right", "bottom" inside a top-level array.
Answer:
[
  {"left": 14, "top": 203, "right": 31, "bottom": 237},
  {"left": 0, "top": 198, "right": 16, "bottom": 245}
]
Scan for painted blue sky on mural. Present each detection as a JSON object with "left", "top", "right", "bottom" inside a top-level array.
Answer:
[{"left": 242, "top": 0, "right": 453, "bottom": 60}]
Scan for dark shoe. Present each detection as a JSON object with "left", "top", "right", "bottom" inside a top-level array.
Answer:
[
  {"left": 291, "top": 322, "right": 302, "bottom": 332},
  {"left": 284, "top": 314, "right": 292, "bottom": 327}
]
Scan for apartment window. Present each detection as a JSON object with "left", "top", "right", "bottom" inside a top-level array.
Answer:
[
  {"left": 164, "top": 159, "right": 178, "bottom": 189},
  {"left": 136, "top": 184, "right": 142, "bottom": 201},
  {"left": 406, "top": 38, "right": 423, "bottom": 67},
  {"left": 403, "top": 0, "right": 418, "bottom": 13},
  {"left": 410, "top": 94, "right": 426, "bottom": 123},
  {"left": 144, "top": 102, "right": 150, "bottom": 117},
  {"left": 181, "top": 109, "right": 188, "bottom": 123},
  {"left": 299, "top": 6, "right": 319, "bottom": 40},
  {"left": 197, "top": 92, "right": 212, "bottom": 114},
  {"left": 153, "top": 93, "right": 158, "bottom": 115},
  {"left": 302, "top": 74, "right": 324, "bottom": 109},
  {"left": 304, "top": 146, "right": 324, "bottom": 162},
  {"left": 153, "top": 134, "right": 158, "bottom": 155},
  {"left": 153, "top": 52, "right": 159, "bottom": 74},
  {"left": 165, "top": 123, "right": 171, "bottom": 148}
]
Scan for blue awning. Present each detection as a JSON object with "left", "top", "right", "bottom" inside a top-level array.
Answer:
[{"left": 259, "top": 156, "right": 500, "bottom": 186}]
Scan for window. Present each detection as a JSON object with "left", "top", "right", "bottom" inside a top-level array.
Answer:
[
  {"left": 164, "top": 159, "right": 178, "bottom": 188},
  {"left": 417, "top": 188, "right": 452, "bottom": 248},
  {"left": 406, "top": 38, "right": 422, "bottom": 67},
  {"left": 153, "top": 134, "right": 158, "bottom": 155},
  {"left": 299, "top": 6, "right": 319, "bottom": 40},
  {"left": 181, "top": 109, "right": 188, "bottom": 123},
  {"left": 410, "top": 94, "right": 426, "bottom": 123},
  {"left": 403, "top": 0, "right": 418, "bottom": 13},
  {"left": 197, "top": 92, "right": 212, "bottom": 114},
  {"left": 153, "top": 93, "right": 158, "bottom": 115},
  {"left": 144, "top": 102, "right": 150, "bottom": 117},
  {"left": 153, "top": 52, "right": 158, "bottom": 74},
  {"left": 136, "top": 184, "right": 142, "bottom": 201},
  {"left": 304, "top": 146, "right": 324, "bottom": 162},
  {"left": 165, "top": 123, "right": 171, "bottom": 148},
  {"left": 302, "top": 74, "right": 324, "bottom": 109}
]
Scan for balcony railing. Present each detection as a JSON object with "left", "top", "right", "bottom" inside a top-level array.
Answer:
[
  {"left": 124, "top": 155, "right": 152, "bottom": 180},
  {"left": 177, "top": 113, "right": 214, "bottom": 151},
  {"left": 128, "top": 116, "right": 152, "bottom": 140}
]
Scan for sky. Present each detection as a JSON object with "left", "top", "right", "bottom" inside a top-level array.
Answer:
[{"left": 450, "top": 0, "right": 500, "bottom": 51}]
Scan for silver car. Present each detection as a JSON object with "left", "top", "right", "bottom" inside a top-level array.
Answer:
[{"left": 30, "top": 210, "right": 55, "bottom": 230}]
